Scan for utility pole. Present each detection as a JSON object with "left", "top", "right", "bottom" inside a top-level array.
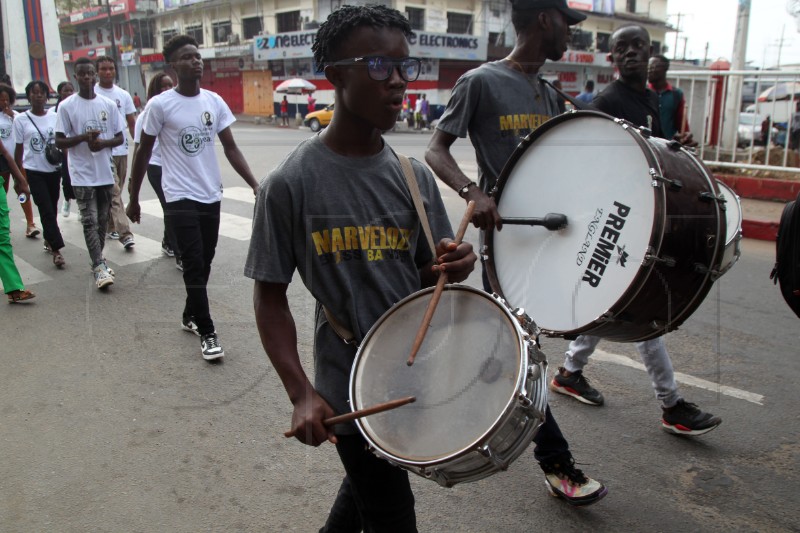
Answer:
[
  {"left": 672, "top": 12, "right": 682, "bottom": 61},
  {"left": 775, "top": 24, "right": 787, "bottom": 68},
  {"left": 721, "top": 0, "right": 750, "bottom": 150},
  {"left": 102, "top": 0, "right": 119, "bottom": 81},
  {"left": 703, "top": 42, "right": 709, "bottom": 66}
]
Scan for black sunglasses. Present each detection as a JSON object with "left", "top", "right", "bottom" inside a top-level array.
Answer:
[{"left": 331, "top": 56, "right": 422, "bottom": 82}]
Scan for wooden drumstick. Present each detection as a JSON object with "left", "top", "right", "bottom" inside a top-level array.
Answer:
[
  {"left": 407, "top": 201, "right": 476, "bottom": 367},
  {"left": 283, "top": 396, "right": 416, "bottom": 438}
]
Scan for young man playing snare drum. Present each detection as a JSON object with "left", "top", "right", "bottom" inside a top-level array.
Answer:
[{"left": 247, "top": 7, "right": 475, "bottom": 528}]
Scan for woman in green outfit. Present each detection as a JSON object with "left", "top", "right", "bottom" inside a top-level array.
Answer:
[{"left": 0, "top": 140, "right": 35, "bottom": 302}]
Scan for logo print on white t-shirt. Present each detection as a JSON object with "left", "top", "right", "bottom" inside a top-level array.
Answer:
[
  {"left": 0, "top": 126, "right": 10, "bottom": 139},
  {"left": 201, "top": 111, "right": 215, "bottom": 127},
  {"left": 84, "top": 119, "right": 106, "bottom": 133},
  {"left": 30, "top": 133, "right": 45, "bottom": 153},
  {"left": 179, "top": 126, "right": 209, "bottom": 157}
]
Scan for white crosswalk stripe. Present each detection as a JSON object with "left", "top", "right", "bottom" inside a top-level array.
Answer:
[
  {"left": 12, "top": 254, "right": 53, "bottom": 286},
  {"left": 222, "top": 187, "right": 256, "bottom": 204}
]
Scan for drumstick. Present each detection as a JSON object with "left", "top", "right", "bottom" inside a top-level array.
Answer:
[
  {"left": 283, "top": 396, "right": 416, "bottom": 438},
  {"left": 407, "top": 201, "right": 476, "bottom": 367}
]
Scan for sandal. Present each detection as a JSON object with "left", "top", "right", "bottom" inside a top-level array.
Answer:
[
  {"left": 7, "top": 289, "right": 36, "bottom": 303},
  {"left": 25, "top": 225, "right": 40, "bottom": 238},
  {"left": 53, "top": 252, "right": 66, "bottom": 269}
]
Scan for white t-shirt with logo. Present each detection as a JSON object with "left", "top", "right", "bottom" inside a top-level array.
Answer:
[
  {"left": 55, "top": 93, "right": 122, "bottom": 187},
  {"left": 143, "top": 89, "right": 235, "bottom": 204},
  {"left": 95, "top": 83, "right": 135, "bottom": 156},
  {"left": 133, "top": 107, "right": 161, "bottom": 166},
  {"left": 13, "top": 111, "right": 59, "bottom": 173},
  {"left": 0, "top": 110, "right": 19, "bottom": 156}
]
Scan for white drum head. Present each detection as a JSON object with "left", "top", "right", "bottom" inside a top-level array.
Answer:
[
  {"left": 716, "top": 180, "right": 742, "bottom": 246},
  {"left": 492, "top": 115, "right": 660, "bottom": 333},
  {"left": 352, "top": 287, "right": 522, "bottom": 464}
]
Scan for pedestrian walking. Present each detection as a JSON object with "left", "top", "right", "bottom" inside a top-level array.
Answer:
[
  {"left": 0, "top": 83, "right": 39, "bottom": 239},
  {"left": 54, "top": 82, "right": 76, "bottom": 219},
  {"left": 55, "top": 57, "right": 124, "bottom": 290},
  {"left": 128, "top": 34, "right": 259, "bottom": 362},
  {"left": 13, "top": 81, "right": 66, "bottom": 268},
  {"left": 0, "top": 139, "right": 35, "bottom": 303},
  {"left": 94, "top": 56, "right": 136, "bottom": 249},
  {"left": 131, "top": 72, "right": 181, "bottom": 269},
  {"left": 280, "top": 96, "right": 289, "bottom": 126}
]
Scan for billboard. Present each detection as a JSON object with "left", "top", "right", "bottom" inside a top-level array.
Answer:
[{"left": 567, "top": 0, "right": 615, "bottom": 16}]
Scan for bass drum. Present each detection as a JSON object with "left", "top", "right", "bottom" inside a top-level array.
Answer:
[
  {"left": 485, "top": 111, "right": 726, "bottom": 342},
  {"left": 350, "top": 285, "right": 547, "bottom": 488}
]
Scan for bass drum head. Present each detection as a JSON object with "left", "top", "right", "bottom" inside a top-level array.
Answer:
[
  {"left": 351, "top": 286, "right": 522, "bottom": 464},
  {"left": 716, "top": 180, "right": 742, "bottom": 246},
  {"left": 490, "top": 114, "right": 659, "bottom": 334}
]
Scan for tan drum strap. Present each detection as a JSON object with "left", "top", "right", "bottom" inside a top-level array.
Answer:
[
  {"left": 322, "top": 154, "right": 435, "bottom": 346},
  {"left": 397, "top": 154, "right": 437, "bottom": 256}
]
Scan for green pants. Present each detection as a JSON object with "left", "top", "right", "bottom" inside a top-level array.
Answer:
[{"left": 0, "top": 177, "right": 24, "bottom": 294}]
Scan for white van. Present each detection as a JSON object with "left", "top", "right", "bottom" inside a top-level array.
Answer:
[{"left": 746, "top": 100, "right": 795, "bottom": 124}]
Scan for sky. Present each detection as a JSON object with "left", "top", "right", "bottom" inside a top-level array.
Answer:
[{"left": 664, "top": 0, "right": 800, "bottom": 68}]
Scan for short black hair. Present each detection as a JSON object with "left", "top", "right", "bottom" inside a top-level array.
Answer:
[
  {"left": 74, "top": 57, "right": 94, "bottom": 71},
  {"left": 0, "top": 83, "right": 15, "bottom": 102},
  {"left": 163, "top": 34, "right": 198, "bottom": 63},
  {"left": 610, "top": 24, "right": 650, "bottom": 48},
  {"left": 651, "top": 54, "right": 670, "bottom": 68},
  {"left": 95, "top": 55, "right": 116, "bottom": 69},
  {"left": 312, "top": 5, "right": 413, "bottom": 72},
  {"left": 585, "top": 80, "right": 594, "bottom": 90},
  {"left": 24, "top": 80, "right": 49, "bottom": 99}
]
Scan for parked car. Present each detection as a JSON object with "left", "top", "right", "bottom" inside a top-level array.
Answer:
[
  {"left": 738, "top": 112, "right": 778, "bottom": 147},
  {"left": 303, "top": 104, "right": 334, "bottom": 132}
]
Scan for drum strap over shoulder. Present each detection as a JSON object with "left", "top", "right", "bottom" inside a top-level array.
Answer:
[{"left": 322, "top": 154, "right": 437, "bottom": 346}]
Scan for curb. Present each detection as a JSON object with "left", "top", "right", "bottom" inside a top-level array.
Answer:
[{"left": 741, "top": 220, "right": 779, "bottom": 242}]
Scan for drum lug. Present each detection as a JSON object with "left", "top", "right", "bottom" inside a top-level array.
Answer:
[
  {"left": 644, "top": 253, "right": 676, "bottom": 268},
  {"left": 527, "top": 363, "right": 542, "bottom": 381},
  {"left": 699, "top": 191, "right": 725, "bottom": 204},
  {"left": 639, "top": 126, "right": 652, "bottom": 138},
  {"left": 649, "top": 168, "right": 683, "bottom": 191},
  {"left": 421, "top": 467, "right": 453, "bottom": 488},
  {"left": 480, "top": 244, "right": 490, "bottom": 261},
  {"left": 478, "top": 445, "right": 509, "bottom": 471},
  {"left": 512, "top": 307, "right": 541, "bottom": 337},
  {"left": 594, "top": 311, "right": 616, "bottom": 323},
  {"left": 668, "top": 140, "right": 683, "bottom": 151},
  {"left": 650, "top": 320, "right": 669, "bottom": 331}
]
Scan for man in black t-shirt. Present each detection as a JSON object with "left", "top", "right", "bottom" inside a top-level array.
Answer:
[{"left": 551, "top": 25, "right": 722, "bottom": 437}]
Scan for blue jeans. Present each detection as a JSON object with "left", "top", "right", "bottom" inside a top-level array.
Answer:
[
  {"left": 74, "top": 184, "right": 113, "bottom": 268},
  {"left": 564, "top": 335, "right": 680, "bottom": 408}
]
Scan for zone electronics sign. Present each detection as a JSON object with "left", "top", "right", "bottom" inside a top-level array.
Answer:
[{"left": 255, "top": 30, "right": 487, "bottom": 62}]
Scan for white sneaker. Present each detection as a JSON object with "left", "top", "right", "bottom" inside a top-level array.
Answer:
[
  {"left": 121, "top": 236, "right": 135, "bottom": 250},
  {"left": 61, "top": 200, "right": 71, "bottom": 218},
  {"left": 93, "top": 263, "right": 114, "bottom": 289},
  {"left": 201, "top": 333, "right": 224, "bottom": 361}
]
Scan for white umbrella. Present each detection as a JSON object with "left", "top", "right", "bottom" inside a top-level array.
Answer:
[
  {"left": 275, "top": 78, "right": 317, "bottom": 116},
  {"left": 757, "top": 82, "right": 800, "bottom": 102}
]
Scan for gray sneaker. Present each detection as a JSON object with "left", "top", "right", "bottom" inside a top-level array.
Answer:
[
  {"left": 121, "top": 236, "right": 135, "bottom": 250},
  {"left": 201, "top": 333, "right": 224, "bottom": 361},
  {"left": 93, "top": 263, "right": 114, "bottom": 289}
]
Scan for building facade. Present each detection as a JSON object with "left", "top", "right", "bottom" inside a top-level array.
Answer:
[{"left": 60, "top": 0, "right": 671, "bottom": 115}]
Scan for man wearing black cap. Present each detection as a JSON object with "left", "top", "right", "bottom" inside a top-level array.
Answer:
[
  {"left": 427, "top": 0, "right": 608, "bottom": 507},
  {"left": 551, "top": 24, "right": 722, "bottom": 438}
]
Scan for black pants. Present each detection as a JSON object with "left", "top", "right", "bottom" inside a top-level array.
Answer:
[
  {"left": 27, "top": 169, "right": 64, "bottom": 251},
  {"left": 165, "top": 199, "right": 220, "bottom": 336},
  {"left": 147, "top": 164, "right": 180, "bottom": 257},
  {"left": 320, "top": 434, "right": 417, "bottom": 533},
  {"left": 60, "top": 160, "right": 74, "bottom": 200},
  {"left": 481, "top": 261, "right": 569, "bottom": 464}
]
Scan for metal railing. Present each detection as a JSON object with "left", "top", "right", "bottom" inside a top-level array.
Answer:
[{"left": 668, "top": 69, "right": 800, "bottom": 174}]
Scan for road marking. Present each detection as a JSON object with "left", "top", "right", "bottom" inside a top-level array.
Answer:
[
  {"left": 593, "top": 348, "right": 765, "bottom": 405},
  {"left": 138, "top": 199, "right": 253, "bottom": 241},
  {"left": 223, "top": 187, "right": 256, "bottom": 204},
  {"left": 47, "top": 215, "right": 164, "bottom": 267},
  {"left": 13, "top": 254, "right": 53, "bottom": 286}
]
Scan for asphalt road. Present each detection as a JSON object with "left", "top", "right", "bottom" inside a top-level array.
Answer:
[{"left": 1, "top": 124, "right": 797, "bottom": 532}]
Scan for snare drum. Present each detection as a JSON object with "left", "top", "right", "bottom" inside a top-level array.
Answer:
[
  {"left": 350, "top": 285, "right": 547, "bottom": 487},
  {"left": 485, "top": 111, "right": 726, "bottom": 342},
  {"left": 716, "top": 180, "right": 742, "bottom": 276}
]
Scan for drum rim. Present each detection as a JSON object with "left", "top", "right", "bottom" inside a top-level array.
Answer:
[
  {"left": 484, "top": 110, "right": 667, "bottom": 336},
  {"left": 349, "top": 284, "right": 529, "bottom": 467}
]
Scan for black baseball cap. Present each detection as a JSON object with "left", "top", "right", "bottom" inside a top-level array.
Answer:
[{"left": 510, "top": 0, "right": 587, "bottom": 25}]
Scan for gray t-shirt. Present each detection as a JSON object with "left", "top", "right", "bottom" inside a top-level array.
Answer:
[
  {"left": 436, "top": 61, "right": 560, "bottom": 191},
  {"left": 244, "top": 135, "right": 453, "bottom": 423}
]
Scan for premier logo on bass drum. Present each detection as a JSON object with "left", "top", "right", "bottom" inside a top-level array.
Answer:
[{"left": 582, "top": 201, "right": 631, "bottom": 288}]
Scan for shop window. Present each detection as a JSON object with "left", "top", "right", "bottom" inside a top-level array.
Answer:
[
  {"left": 186, "top": 24, "right": 204, "bottom": 46},
  {"left": 627, "top": 0, "right": 636, "bottom": 12},
  {"left": 406, "top": 7, "right": 424, "bottom": 31},
  {"left": 243, "top": 17, "right": 263, "bottom": 40},
  {"left": 277, "top": 11, "right": 302, "bottom": 33},
  {"left": 570, "top": 29, "right": 592, "bottom": 51},
  {"left": 489, "top": 32, "right": 505, "bottom": 46},
  {"left": 447, "top": 12, "right": 472, "bottom": 34},
  {"left": 212, "top": 20, "right": 232, "bottom": 44},
  {"left": 596, "top": 32, "right": 610, "bottom": 53},
  {"left": 133, "top": 19, "right": 154, "bottom": 49},
  {"left": 162, "top": 29, "right": 178, "bottom": 45}
]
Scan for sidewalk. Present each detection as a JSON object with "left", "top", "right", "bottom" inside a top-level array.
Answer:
[{"left": 716, "top": 174, "right": 796, "bottom": 242}]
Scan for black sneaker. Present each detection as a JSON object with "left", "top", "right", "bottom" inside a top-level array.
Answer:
[
  {"left": 541, "top": 454, "right": 608, "bottom": 507},
  {"left": 662, "top": 399, "right": 722, "bottom": 436},
  {"left": 181, "top": 316, "right": 200, "bottom": 336},
  {"left": 550, "top": 367, "right": 605, "bottom": 406},
  {"left": 161, "top": 240, "right": 175, "bottom": 257},
  {"left": 201, "top": 333, "right": 224, "bottom": 361}
]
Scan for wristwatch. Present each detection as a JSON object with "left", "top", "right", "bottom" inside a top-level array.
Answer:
[{"left": 457, "top": 181, "right": 477, "bottom": 198}]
